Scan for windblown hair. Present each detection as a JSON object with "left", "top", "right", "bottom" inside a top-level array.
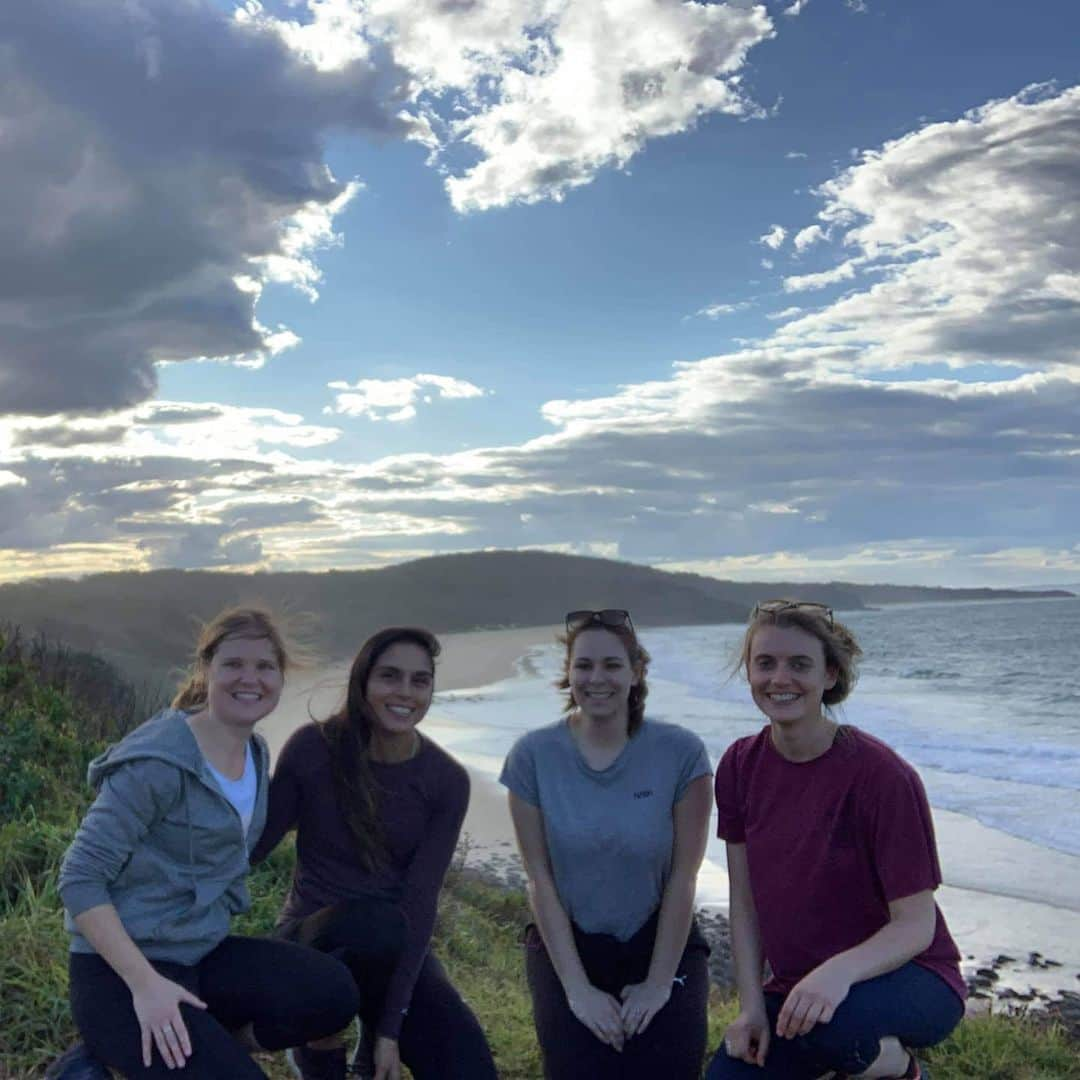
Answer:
[
  {"left": 320, "top": 626, "right": 440, "bottom": 872},
  {"left": 739, "top": 601, "right": 862, "bottom": 708},
  {"left": 557, "top": 619, "right": 651, "bottom": 735},
  {"left": 172, "top": 607, "right": 292, "bottom": 711}
]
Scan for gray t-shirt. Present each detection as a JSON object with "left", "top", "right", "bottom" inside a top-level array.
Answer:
[{"left": 500, "top": 718, "right": 712, "bottom": 941}]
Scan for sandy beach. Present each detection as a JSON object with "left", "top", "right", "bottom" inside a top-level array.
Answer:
[{"left": 260, "top": 624, "right": 1080, "bottom": 1020}]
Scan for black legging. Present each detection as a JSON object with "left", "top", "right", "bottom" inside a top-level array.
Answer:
[
  {"left": 524, "top": 911, "right": 711, "bottom": 1080},
  {"left": 69, "top": 935, "right": 359, "bottom": 1078},
  {"left": 282, "top": 896, "right": 498, "bottom": 1080}
]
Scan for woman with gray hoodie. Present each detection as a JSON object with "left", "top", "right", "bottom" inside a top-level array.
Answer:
[{"left": 53, "top": 608, "right": 359, "bottom": 1079}]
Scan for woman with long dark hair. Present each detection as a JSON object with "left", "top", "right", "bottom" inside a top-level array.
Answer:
[
  {"left": 252, "top": 627, "right": 497, "bottom": 1080},
  {"left": 501, "top": 609, "right": 714, "bottom": 1079},
  {"left": 52, "top": 607, "right": 359, "bottom": 1079}
]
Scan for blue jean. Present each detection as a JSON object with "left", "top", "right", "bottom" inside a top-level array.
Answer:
[{"left": 705, "top": 962, "right": 964, "bottom": 1079}]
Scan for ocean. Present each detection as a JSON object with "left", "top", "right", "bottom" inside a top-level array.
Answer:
[{"left": 426, "top": 596, "right": 1080, "bottom": 986}]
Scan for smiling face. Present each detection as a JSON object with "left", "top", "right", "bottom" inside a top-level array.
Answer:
[
  {"left": 568, "top": 627, "right": 639, "bottom": 725},
  {"left": 748, "top": 623, "right": 838, "bottom": 729},
  {"left": 205, "top": 635, "right": 284, "bottom": 730},
  {"left": 363, "top": 640, "right": 435, "bottom": 739}
]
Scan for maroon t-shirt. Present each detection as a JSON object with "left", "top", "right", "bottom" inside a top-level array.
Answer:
[
  {"left": 715, "top": 725, "right": 965, "bottom": 1002},
  {"left": 251, "top": 723, "right": 469, "bottom": 1039}
]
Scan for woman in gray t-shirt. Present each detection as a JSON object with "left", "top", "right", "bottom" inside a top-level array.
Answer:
[{"left": 500, "top": 609, "right": 713, "bottom": 1079}]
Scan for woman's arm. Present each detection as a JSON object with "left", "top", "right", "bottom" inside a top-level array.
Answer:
[
  {"left": 619, "top": 773, "right": 712, "bottom": 1036},
  {"left": 508, "top": 791, "right": 625, "bottom": 1052},
  {"left": 375, "top": 763, "right": 470, "bottom": 1046},
  {"left": 59, "top": 760, "right": 207, "bottom": 1069},
  {"left": 775, "top": 890, "right": 937, "bottom": 1038},
  {"left": 248, "top": 729, "right": 304, "bottom": 864},
  {"left": 723, "top": 841, "right": 771, "bottom": 1066},
  {"left": 74, "top": 903, "right": 207, "bottom": 1069}
]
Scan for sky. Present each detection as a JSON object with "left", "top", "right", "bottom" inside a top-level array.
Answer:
[{"left": 1, "top": 0, "right": 1078, "bottom": 587}]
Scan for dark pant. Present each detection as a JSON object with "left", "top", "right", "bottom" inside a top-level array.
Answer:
[
  {"left": 70, "top": 935, "right": 359, "bottom": 1079},
  {"left": 524, "top": 913, "right": 711, "bottom": 1080},
  {"left": 283, "top": 897, "right": 497, "bottom": 1080},
  {"left": 705, "top": 961, "right": 965, "bottom": 1079}
]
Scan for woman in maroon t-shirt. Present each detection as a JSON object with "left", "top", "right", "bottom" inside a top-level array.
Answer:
[{"left": 706, "top": 601, "right": 965, "bottom": 1080}]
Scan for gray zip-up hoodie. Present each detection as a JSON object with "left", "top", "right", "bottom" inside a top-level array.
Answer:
[{"left": 58, "top": 707, "right": 270, "bottom": 965}]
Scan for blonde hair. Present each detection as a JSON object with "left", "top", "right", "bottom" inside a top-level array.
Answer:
[{"left": 172, "top": 607, "right": 292, "bottom": 710}]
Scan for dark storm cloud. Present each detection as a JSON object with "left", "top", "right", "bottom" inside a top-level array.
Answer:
[{"left": 0, "top": 0, "right": 410, "bottom": 415}]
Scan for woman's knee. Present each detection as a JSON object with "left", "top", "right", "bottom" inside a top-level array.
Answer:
[
  {"left": 311, "top": 899, "right": 407, "bottom": 967},
  {"left": 314, "top": 954, "right": 362, "bottom": 1026}
]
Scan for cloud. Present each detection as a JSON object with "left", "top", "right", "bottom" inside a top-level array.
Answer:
[
  {"left": 793, "top": 224, "right": 825, "bottom": 252},
  {"left": 2, "top": 84, "right": 1079, "bottom": 586},
  {"left": 774, "top": 83, "right": 1080, "bottom": 372},
  {"left": 785, "top": 150, "right": 808, "bottom": 159},
  {"left": 696, "top": 300, "right": 753, "bottom": 319},
  {"left": 12, "top": 423, "right": 131, "bottom": 449},
  {"left": 783, "top": 1, "right": 812, "bottom": 16},
  {"left": 431, "top": 0, "right": 776, "bottom": 211},
  {"left": 325, "top": 374, "right": 490, "bottom": 422},
  {"left": 0, "top": 0, "right": 407, "bottom": 416},
  {"left": 250, "top": 0, "right": 775, "bottom": 212},
  {"left": 2, "top": 0, "right": 779, "bottom": 421},
  {"left": 758, "top": 224, "right": 787, "bottom": 249}
]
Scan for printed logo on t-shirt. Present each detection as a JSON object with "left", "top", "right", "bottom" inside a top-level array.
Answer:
[{"left": 633, "top": 789, "right": 654, "bottom": 799}]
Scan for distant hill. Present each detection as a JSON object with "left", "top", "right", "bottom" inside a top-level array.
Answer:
[{"left": 0, "top": 550, "right": 1072, "bottom": 681}]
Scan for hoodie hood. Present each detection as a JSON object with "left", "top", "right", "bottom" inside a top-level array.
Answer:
[{"left": 88, "top": 707, "right": 209, "bottom": 790}]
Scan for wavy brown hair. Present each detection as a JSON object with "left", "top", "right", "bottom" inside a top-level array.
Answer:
[
  {"left": 738, "top": 601, "right": 862, "bottom": 708},
  {"left": 557, "top": 619, "right": 651, "bottom": 735},
  {"left": 320, "top": 626, "right": 440, "bottom": 872},
  {"left": 172, "top": 607, "right": 292, "bottom": 710}
]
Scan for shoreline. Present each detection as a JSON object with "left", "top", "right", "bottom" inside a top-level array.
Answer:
[{"left": 262, "top": 625, "right": 1080, "bottom": 1030}]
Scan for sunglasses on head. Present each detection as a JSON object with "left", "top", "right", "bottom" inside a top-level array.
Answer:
[
  {"left": 751, "top": 599, "right": 834, "bottom": 628},
  {"left": 565, "top": 609, "right": 635, "bottom": 634}
]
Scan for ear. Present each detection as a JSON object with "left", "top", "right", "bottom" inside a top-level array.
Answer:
[{"left": 824, "top": 664, "right": 839, "bottom": 692}]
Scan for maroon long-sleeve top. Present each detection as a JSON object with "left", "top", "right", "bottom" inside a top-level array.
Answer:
[{"left": 251, "top": 722, "right": 469, "bottom": 1040}]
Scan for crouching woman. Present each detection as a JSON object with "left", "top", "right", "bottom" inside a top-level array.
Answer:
[
  {"left": 706, "top": 600, "right": 965, "bottom": 1080},
  {"left": 55, "top": 608, "right": 359, "bottom": 1079}
]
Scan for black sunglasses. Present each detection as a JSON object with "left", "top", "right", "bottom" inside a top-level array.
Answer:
[
  {"left": 565, "top": 609, "right": 635, "bottom": 634},
  {"left": 751, "top": 599, "right": 834, "bottom": 628}
]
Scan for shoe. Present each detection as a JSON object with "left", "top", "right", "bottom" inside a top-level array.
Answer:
[
  {"left": 286, "top": 1044, "right": 347, "bottom": 1080},
  {"left": 902, "top": 1052, "right": 930, "bottom": 1079},
  {"left": 44, "top": 1042, "right": 112, "bottom": 1079}
]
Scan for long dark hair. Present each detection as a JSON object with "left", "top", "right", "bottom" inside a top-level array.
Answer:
[{"left": 320, "top": 626, "right": 440, "bottom": 871}]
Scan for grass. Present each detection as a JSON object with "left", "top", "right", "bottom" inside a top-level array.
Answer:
[{"left": 0, "top": 626, "right": 1077, "bottom": 1078}]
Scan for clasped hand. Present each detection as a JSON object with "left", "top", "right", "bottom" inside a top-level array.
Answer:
[{"left": 568, "top": 979, "right": 671, "bottom": 1050}]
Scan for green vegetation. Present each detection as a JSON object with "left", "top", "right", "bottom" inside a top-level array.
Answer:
[{"left": 1, "top": 626, "right": 1077, "bottom": 1078}]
